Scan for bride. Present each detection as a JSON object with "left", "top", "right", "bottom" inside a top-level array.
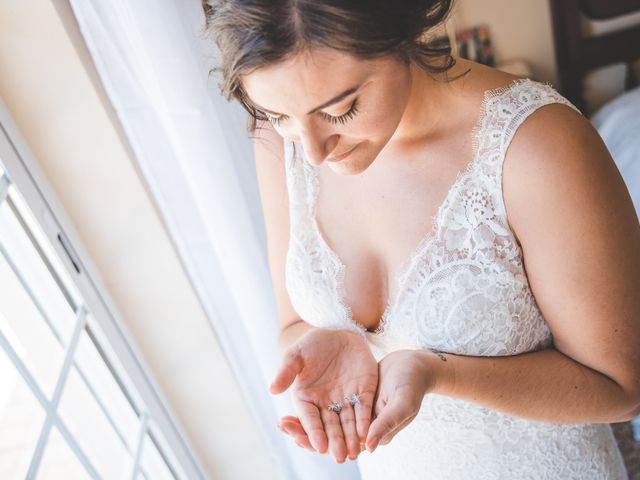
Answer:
[{"left": 203, "top": 0, "right": 639, "bottom": 477}]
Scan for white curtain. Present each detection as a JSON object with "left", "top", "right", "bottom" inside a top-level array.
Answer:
[{"left": 67, "top": 0, "right": 360, "bottom": 478}]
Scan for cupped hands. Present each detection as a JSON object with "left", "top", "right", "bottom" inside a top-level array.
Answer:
[{"left": 270, "top": 344, "right": 441, "bottom": 463}]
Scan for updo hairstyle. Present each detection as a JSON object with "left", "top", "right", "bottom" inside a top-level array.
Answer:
[{"left": 202, "top": 0, "right": 458, "bottom": 131}]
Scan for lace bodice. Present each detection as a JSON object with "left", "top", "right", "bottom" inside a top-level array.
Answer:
[{"left": 283, "top": 78, "right": 628, "bottom": 479}]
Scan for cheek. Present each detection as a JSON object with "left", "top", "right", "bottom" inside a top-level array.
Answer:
[
  {"left": 357, "top": 100, "right": 405, "bottom": 138},
  {"left": 363, "top": 82, "right": 408, "bottom": 132}
]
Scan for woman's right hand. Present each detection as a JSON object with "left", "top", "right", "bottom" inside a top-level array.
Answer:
[{"left": 270, "top": 327, "right": 378, "bottom": 463}]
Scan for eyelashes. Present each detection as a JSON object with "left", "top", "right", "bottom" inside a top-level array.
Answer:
[
  {"left": 324, "top": 98, "right": 360, "bottom": 125},
  {"left": 265, "top": 98, "right": 360, "bottom": 126}
]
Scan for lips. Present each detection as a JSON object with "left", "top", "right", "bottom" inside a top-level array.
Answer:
[{"left": 326, "top": 145, "right": 356, "bottom": 162}]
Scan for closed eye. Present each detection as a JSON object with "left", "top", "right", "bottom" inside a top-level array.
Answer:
[{"left": 265, "top": 98, "right": 360, "bottom": 126}]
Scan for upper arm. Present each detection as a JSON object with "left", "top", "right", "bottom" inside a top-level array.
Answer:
[
  {"left": 503, "top": 103, "right": 640, "bottom": 402},
  {"left": 253, "top": 121, "right": 302, "bottom": 332}
]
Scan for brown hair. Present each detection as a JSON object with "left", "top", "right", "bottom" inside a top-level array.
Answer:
[{"left": 202, "top": 0, "right": 459, "bottom": 132}]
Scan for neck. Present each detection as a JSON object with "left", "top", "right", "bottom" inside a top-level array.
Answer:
[{"left": 390, "top": 58, "right": 470, "bottom": 147}]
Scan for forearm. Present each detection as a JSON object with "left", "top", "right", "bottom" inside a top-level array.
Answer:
[
  {"left": 278, "top": 319, "right": 317, "bottom": 355},
  {"left": 424, "top": 346, "right": 640, "bottom": 424}
]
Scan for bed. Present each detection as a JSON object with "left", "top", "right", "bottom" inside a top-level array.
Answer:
[{"left": 550, "top": 0, "right": 640, "bottom": 476}]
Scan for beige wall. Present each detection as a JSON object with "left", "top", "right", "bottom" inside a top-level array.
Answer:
[
  {"left": 452, "top": 0, "right": 559, "bottom": 84},
  {"left": 0, "top": 1, "right": 277, "bottom": 478},
  {"left": 451, "top": 0, "right": 640, "bottom": 112}
]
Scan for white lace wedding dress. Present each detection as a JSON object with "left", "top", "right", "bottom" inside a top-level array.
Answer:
[{"left": 282, "top": 78, "right": 628, "bottom": 479}]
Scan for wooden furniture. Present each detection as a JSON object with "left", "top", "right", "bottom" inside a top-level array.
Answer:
[{"left": 549, "top": 0, "right": 640, "bottom": 115}]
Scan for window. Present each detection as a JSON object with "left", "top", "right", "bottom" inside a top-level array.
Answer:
[{"left": 0, "top": 109, "right": 201, "bottom": 478}]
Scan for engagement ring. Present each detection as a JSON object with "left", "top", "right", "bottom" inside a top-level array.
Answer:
[
  {"left": 344, "top": 393, "right": 361, "bottom": 406},
  {"left": 327, "top": 401, "right": 343, "bottom": 414}
]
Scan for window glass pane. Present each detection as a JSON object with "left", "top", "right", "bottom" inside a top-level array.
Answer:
[
  {"left": 0, "top": 161, "right": 192, "bottom": 480},
  {"left": 0, "top": 197, "right": 77, "bottom": 347},
  {"left": 0, "top": 350, "right": 45, "bottom": 479},
  {"left": 8, "top": 186, "right": 82, "bottom": 308},
  {"left": 58, "top": 366, "right": 132, "bottom": 479},
  {"left": 0, "top": 257, "right": 66, "bottom": 398},
  {"left": 140, "top": 434, "right": 175, "bottom": 480},
  {"left": 36, "top": 426, "right": 91, "bottom": 480},
  {"left": 74, "top": 327, "right": 140, "bottom": 450}
]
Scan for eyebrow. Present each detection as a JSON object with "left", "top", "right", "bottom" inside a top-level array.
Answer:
[{"left": 256, "top": 85, "right": 361, "bottom": 116}]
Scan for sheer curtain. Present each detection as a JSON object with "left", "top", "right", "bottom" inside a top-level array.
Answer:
[{"left": 67, "top": 0, "right": 360, "bottom": 478}]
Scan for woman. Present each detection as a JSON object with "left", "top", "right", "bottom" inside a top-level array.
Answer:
[{"left": 203, "top": 0, "right": 639, "bottom": 478}]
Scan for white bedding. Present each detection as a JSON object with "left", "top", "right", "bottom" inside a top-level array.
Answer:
[{"left": 591, "top": 87, "right": 640, "bottom": 218}]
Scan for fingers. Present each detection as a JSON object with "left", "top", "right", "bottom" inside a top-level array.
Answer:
[
  {"left": 354, "top": 394, "right": 375, "bottom": 443},
  {"left": 373, "top": 396, "right": 386, "bottom": 419},
  {"left": 279, "top": 419, "right": 315, "bottom": 452},
  {"left": 280, "top": 417, "right": 307, "bottom": 436},
  {"left": 270, "top": 350, "right": 303, "bottom": 395},
  {"left": 338, "top": 403, "right": 360, "bottom": 460},
  {"left": 295, "top": 438, "right": 315, "bottom": 451},
  {"left": 365, "top": 397, "right": 412, "bottom": 453},
  {"left": 294, "top": 401, "right": 328, "bottom": 454},
  {"left": 320, "top": 406, "right": 348, "bottom": 463},
  {"left": 379, "top": 414, "right": 414, "bottom": 446},
  {"left": 280, "top": 415, "right": 366, "bottom": 460}
]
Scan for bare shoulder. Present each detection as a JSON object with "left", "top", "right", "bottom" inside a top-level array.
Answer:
[
  {"left": 447, "top": 58, "right": 524, "bottom": 103},
  {"left": 502, "top": 101, "right": 640, "bottom": 404},
  {"left": 502, "top": 101, "right": 631, "bottom": 245}
]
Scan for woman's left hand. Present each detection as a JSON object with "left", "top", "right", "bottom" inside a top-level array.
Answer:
[
  {"left": 277, "top": 349, "right": 447, "bottom": 456},
  {"left": 363, "top": 349, "right": 436, "bottom": 452}
]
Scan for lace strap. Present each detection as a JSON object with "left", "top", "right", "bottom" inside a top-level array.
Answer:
[
  {"left": 469, "top": 80, "right": 582, "bottom": 203},
  {"left": 497, "top": 80, "right": 582, "bottom": 160}
]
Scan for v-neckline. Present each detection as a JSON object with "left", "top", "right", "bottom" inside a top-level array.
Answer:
[{"left": 299, "top": 78, "right": 528, "bottom": 335}]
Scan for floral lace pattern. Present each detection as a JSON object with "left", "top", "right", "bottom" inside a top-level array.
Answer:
[{"left": 283, "top": 79, "right": 628, "bottom": 479}]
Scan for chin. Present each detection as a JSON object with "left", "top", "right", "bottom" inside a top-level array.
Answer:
[{"left": 328, "top": 155, "right": 371, "bottom": 176}]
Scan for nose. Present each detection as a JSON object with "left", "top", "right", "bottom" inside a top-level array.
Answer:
[{"left": 298, "top": 126, "right": 333, "bottom": 167}]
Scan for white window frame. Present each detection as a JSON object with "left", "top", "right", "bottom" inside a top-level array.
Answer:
[{"left": 0, "top": 99, "right": 208, "bottom": 480}]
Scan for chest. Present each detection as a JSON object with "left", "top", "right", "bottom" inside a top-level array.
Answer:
[
  {"left": 313, "top": 141, "right": 474, "bottom": 330},
  {"left": 282, "top": 78, "right": 565, "bottom": 354}
]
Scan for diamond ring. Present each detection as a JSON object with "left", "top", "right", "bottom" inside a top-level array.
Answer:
[
  {"left": 344, "top": 393, "right": 361, "bottom": 406},
  {"left": 327, "top": 401, "right": 343, "bottom": 414}
]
